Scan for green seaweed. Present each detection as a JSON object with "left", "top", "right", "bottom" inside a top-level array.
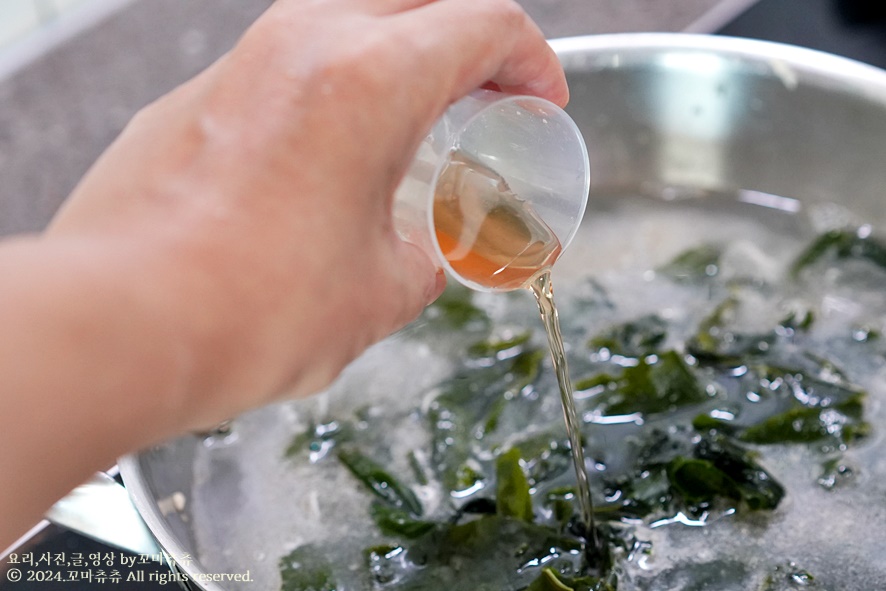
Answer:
[
  {"left": 695, "top": 364, "right": 870, "bottom": 451},
  {"left": 525, "top": 568, "right": 612, "bottom": 591},
  {"left": 817, "top": 456, "right": 855, "bottom": 491},
  {"left": 739, "top": 400, "right": 868, "bottom": 445},
  {"left": 407, "top": 451, "right": 430, "bottom": 486},
  {"left": 691, "top": 414, "right": 738, "bottom": 435},
  {"left": 759, "top": 562, "right": 821, "bottom": 591},
  {"left": 850, "top": 323, "right": 880, "bottom": 343},
  {"left": 588, "top": 314, "right": 668, "bottom": 357},
  {"left": 687, "top": 297, "right": 774, "bottom": 363},
  {"left": 369, "top": 504, "right": 436, "bottom": 539},
  {"left": 658, "top": 243, "right": 723, "bottom": 282},
  {"left": 469, "top": 331, "right": 532, "bottom": 357},
  {"left": 361, "top": 516, "right": 590, "bottom": 591},
  {"left": 428, "top": 348, "right": 545, "bottom": 491},
  {"left": 778, "top": 307, "right": 815, "bottom": 332},
  {"left": 365, "top": 545, "right": 404, "bottom": 587},
  {"left": 600, "top": 466, "right": 672, "bottom": 520},
  {"left": 279, "top": 225, "right": 881, "bottom": 591},
  {"left": 602, "top": 429, "right": 784, "bottom": 517},
  {"left": 790, "top": 228, "right": 886, "bottom": 277},
  {"left": 279, "top": 545, "right": 337, "bottom": 591},
  {"left": 691, "top": 433, "right": 784, "bottom": 511},
  {"left": 422, "top": 283, "right": 491, "bottom": 331},
  {"left": 527, "top": 569, "right": 575, "bottom": 591},
  {"left": 336, "top": 447, "right": 423, "bottom": 516},
  {"left": 284, "top": 419, "right": 353, "bottom": 460},
  {"left": 543, "top": 487, "right": 577, "bottom": 532},
  {"left": 666, "top": 457, "right": 741, "bottom": 506},
  {"left": 508, "top": 431, "right": 573, "bottom": 487},
  {"left": 495, "top": 448, "right": 534, "bottom": 522},
  {"left": 581, "top": 351, "right": 709, "bottom": 416},
  {"left": 454, "top": 463, "right": 485, "bottom": 491}
]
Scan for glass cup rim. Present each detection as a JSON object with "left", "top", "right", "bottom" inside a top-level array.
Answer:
[{"left": 425, "top": 93, "right": 590, "bottom": 292}]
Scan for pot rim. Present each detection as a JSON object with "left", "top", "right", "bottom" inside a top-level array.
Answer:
[{"left": 550, "top": 33, "right": 886, "bottom": 101}]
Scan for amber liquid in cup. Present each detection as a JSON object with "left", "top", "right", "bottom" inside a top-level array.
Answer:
[{"left": 432, "top": 152, "right": 562, "bottom": 291}]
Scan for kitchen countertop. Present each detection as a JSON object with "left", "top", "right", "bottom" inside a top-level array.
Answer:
[{"left": 0, "top": 0, "right": 743, "bottom": 237}]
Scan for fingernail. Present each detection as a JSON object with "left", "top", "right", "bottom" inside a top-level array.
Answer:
[{"left": 430, "top": 268, "right": 447, "bottom": 302}]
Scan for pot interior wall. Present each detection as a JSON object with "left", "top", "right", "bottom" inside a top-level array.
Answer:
[{"left": 556, "top": 36, "right": 886, "bottom": 223}]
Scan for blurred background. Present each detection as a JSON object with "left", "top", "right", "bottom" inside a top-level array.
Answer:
[
  {"left": 0, "top": 0, "right": 732, "bottom": 53},
  {"left": 0, "top": 0, "right": 95, "bottom": 50}
]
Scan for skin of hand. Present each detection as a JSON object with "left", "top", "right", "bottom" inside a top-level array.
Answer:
[{"left": 0, "top": 0, "right": 567, "bottom": 546}]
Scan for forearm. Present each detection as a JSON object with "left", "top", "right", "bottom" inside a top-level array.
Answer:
[{"left": 0, "top": 235, "right": 193, "bottom": 546}]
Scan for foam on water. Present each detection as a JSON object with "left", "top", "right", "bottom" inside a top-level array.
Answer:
[
  {"left": 191, "top": 336, "right": 457, "bottom": 590},
  {"left": 188, "top": 192, "right": 886, "bottom": 590}
]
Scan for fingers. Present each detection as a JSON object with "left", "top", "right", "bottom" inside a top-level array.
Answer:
[
  {"left": 278, "top": 0, "right": 440, "bottom": 18},
  {"left": 386, "top": 240, "right": 446, "bottom": 330},
  {"left": 366, "top": 0, "right": 441, "bottom": 15},
  {"left": 391, "top": 0, "right": 568, "bottom": 107}
]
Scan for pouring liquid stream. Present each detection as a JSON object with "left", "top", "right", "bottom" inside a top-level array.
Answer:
[
  {"left": 433, "top": 152, "right": 598, "bottom": 550},
  {"left": 528, "top": 270, "right": 598, "bottom": 551}
]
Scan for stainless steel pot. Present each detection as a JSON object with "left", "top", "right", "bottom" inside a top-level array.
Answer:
[{"left": 111, "top": 34, "right": 886, "bottom": 590}]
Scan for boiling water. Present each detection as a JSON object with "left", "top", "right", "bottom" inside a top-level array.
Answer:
[{"left": 187, "top": 192, "right": 886, "bottom": 590}]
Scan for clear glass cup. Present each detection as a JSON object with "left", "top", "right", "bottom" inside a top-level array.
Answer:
[{"left": 394, "top": 89, "right": 590, "bottom": 292}]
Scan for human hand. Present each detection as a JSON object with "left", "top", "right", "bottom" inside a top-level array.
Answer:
[{"left": 46, "top": 0, "right": 568, "bottom": 430}]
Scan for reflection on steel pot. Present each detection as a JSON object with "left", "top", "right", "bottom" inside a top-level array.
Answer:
[{"left": 116, "top": 34, "right": 886, "bottom": 591}]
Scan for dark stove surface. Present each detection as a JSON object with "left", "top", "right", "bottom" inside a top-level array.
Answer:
[
  {"left": 718, "top": 0, "right": 886, "bottom": 69},
  {"left": 1, "top": 1, "right": 883, "bottom": 590}
]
